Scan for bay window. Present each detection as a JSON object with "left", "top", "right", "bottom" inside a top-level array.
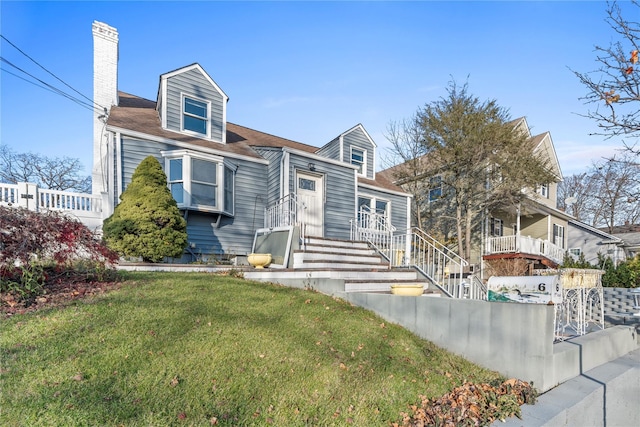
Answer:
[{"left": 163, "top": 150, "right": 235, "bottom": 215}]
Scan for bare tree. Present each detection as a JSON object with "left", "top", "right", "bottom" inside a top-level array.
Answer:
[
  {"left": 572, "top": 0, "right": 640, "bottom": 156},
  {"left": 557, "top": 172, "right": 597, "bottom": 221},
  {"left": 589, "top": 154, "right": 640, "bottom": 231},
  {"left": 0, "top": 144, "right": 91, "bottom": 193}
]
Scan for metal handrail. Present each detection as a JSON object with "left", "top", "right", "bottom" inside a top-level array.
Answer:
[
  {"left": 265, "top": 193, "right": 307, "bottom": 243},
  {"left": 350, "top": 217, "right": 486, "bottom": 299}
]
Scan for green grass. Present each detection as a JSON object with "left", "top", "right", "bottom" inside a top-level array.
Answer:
[{"left": 0, "top": 272, "right": 503, "bottom": 426}]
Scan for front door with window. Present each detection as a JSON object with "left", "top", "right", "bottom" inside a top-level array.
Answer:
[{"left": 296, "top": 171, "right": 324, "bottom": 237}]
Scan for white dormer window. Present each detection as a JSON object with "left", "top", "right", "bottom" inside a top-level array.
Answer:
[
  {"left": 351, "top": 147, "right": 366, "bottom": 175},
  {"left": 182, "top": 95, "right": 209, "bottom": 137},
  {"left": 538, "top": 183, "right": 549, "bottom": 198}
]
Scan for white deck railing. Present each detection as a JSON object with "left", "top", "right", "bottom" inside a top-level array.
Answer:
[
  {"left": 37, "top": 188, "right": 102, "bottom": 212},
  {"left": 486, "top": 234, "right": 565, "bottom": 265},
  {"left": 0, "top": 182, "right": 105, "bottom": 230}
]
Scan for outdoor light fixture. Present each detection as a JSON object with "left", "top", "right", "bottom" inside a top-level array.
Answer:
[{"left": 308, "top": 163, "right": 316, "bottom": 171}]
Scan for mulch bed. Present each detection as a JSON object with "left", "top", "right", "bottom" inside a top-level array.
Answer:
[{"left": 0, "top": 279, "right": 123, "bottom": 318}]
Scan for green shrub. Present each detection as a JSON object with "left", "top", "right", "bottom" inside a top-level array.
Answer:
[
  {"left": 599, "top": 254, "right": 640, "bottom": 288},
  {"left": 103, "top": 156, "right": 188, "bottom": 262}
]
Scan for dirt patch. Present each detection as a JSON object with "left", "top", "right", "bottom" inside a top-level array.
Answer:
[{"left": 1, "top": 279, "right": 123, "bottom": 318}]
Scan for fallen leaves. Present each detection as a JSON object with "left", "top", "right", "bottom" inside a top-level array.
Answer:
[{"left": 392, "top": 378, "right": 537, "bottom": 427}]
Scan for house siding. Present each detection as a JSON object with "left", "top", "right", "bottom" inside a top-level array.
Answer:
[
  {"left": 316, "top": 137, "right": 341, "bottom": 161},
  {"left": 358, "top": 185, "right": 409, "bottom": 233},
  {"left": 253, "top": 147, "right": 284, "bottom": 206},
  {"left": 118, "top": 135, "right": 266, "bottom": 258},
  {"left": 287, "top": 153, "right": 355, "bottom": 239},
  {"left": 521, "top": 215, "right": 549, "bottom": 240},
  {"left": 343, "top": 127, "right": 375, "bottom": 180},
  {"left": 566, "top": 225, "right": 618, "bottom": 265},
  {"left": 165, "top": 68, "right": 225, "bottom": 142}
]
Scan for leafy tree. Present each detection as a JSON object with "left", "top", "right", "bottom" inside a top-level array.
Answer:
[
  {"left": 0, "top": 144, "right": 91, "bottom": 193},
  {"left": 385, "top": 81, "right": 555, "bottom": 263},
  {"left": 572, "top": 0, "right": 640, "bottom": 155},
  {"left": 103, "top": 156, "right": 187, "bottom": 262}
]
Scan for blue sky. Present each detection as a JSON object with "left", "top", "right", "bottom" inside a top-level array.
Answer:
[{"left": 0, "top": 1, "right": 634, "bottom": 178}]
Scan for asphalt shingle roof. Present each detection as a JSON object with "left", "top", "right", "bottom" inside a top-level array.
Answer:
[{"left": 107, "top": 91, "right": 406, "bottom": 194}]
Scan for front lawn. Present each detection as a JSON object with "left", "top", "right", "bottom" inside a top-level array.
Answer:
[{"left": 1, "top": 272, "right": 509, "bottom": 426}]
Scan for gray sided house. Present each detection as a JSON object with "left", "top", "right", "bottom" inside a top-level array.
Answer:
[
  {"left": 92, "top": 21, "right": 410, "bottom": 263},
  {"left": 567, "top": 220, "right": 625, "bottom": 266}
]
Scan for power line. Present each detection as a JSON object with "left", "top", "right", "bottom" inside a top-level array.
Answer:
[
  {"left": 0, "top": 34, "right": 107, "bottom": 113},
  {"left": 0, "top": 57, "right": 102, "bottom": 114}
]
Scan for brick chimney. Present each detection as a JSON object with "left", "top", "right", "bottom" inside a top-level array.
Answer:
[{"left": 92, "top": 21, "right": 118, "bottom": 195}]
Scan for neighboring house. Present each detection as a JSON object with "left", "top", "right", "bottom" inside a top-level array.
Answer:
[
  {"left": 600, "top": 222, "right": 640, "bottom": 261},
  {"left": 91, "top": 21, "right": 410, "bottom": 263},
  {"left": 378, "top": 117, "right": 569, "bottom": 279},
  {"left": 567, "top": 220, "right": 625, "bottom": 266}
]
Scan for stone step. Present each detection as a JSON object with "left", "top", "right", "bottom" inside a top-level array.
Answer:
[
  {"left": 344, "top": 279, "right": 428, "bottom": 293},
  {"left": 292, "top": 260, "right": 389, "bottom": 270},
  {"left": 304, "top": 237, "right": 370, "bottom": 250},
  {"left": 300, "top": 244, "right": 376, "bottom": 256},
  {"left": 245, "top": 268, "right": 419, "bottom": 282},
  {"left": 293, "top": 251, "right": 384, "bottom": 265}
]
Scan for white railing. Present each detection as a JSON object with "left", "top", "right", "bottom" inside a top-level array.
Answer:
[
  {"left": 0, "top": 182, "right": 105, "bottom": 230},
  {"left": 265, "top": 193, "right": 307, "bottom": 241},
  {"left": 486, "top": 235, "right": 565, "bottom": 265},
  {"left": 350, "top": 206, "right": 396, "bottom": 252},
  {"left": 350, "top": 215, "right": 486, "bottom": 299},
  {"left": 392, "top": 228, "right": 480, "bottom": 298},
  {"left": 37, "top": 188, "right": 102, "bottom": 212}
]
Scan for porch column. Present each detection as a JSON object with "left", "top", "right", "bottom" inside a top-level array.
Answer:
[{"left": 516, "top": 203, "right": 521, "bottom": 251}]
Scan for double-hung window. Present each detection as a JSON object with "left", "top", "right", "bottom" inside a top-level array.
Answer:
[
  {"left": 351, "top": 147, "right": 366, "bottom": 175},
  {"left": 490, "top": 218, "right": 503, "bottom": 237},
  {"left": 553, "top": 224, "right": 565, "bottom": 248},
  {"left": 182, "top": 96, "right": 209, "bottom": 137},
  {"left": 428, "top": 176, "right": 443, "bottom": 202},
  {"left": 357, "top": 195, "right": 390, "bottom": 229},
  {"left": 538, "top": 183, "right": 549, "bottom": 198},
  {"left": 163, "top": 150, "right": 235, "bottom": 215}
]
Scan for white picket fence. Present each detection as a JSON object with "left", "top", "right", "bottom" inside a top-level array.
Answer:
[{"left": 0, "top": 182, "right": 106, "bottom": 230}]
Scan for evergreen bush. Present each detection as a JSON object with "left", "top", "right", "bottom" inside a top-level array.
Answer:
[{"left": 103, "top": 156, "right": 187, "bottom": 262}]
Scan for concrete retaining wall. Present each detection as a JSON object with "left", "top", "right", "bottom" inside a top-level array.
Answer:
[
  {"left": 498, "top": 347, "right": 640, "bottom": 427},
  {"left": 342, "top": 292, "right": 638, "bottom": 393}
]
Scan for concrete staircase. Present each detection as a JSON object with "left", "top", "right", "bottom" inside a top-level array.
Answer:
[{"left": 244, "top": 237, "right": 437, "bottom": 295}]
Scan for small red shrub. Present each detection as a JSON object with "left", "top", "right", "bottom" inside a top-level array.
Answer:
[{"left": 0, "top": 206, "right": 118, "bottom": 301}]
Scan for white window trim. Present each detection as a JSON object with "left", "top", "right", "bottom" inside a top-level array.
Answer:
[
  {"left": 350, "top": 146, "right": 366, "bottom": 176},
  {"left": 161, "top": 150, "right": 234, "bottom": 215},
  {"left": 538, "top": 183, "right": 549, "bottom": 198},
  {"left": 181, "top": 93, "right": 211, "bottom": 139},
  {"left": 358, "top": 193, "right": 390, "bottom": 222},
  {"left": 490, "top": 218, "right": 503, "bottom": 237},
  {"left": 553, "top": 224, "right": 565, "bottom": 248},
  {"left": 428, "top": 175, "right": 443, "bottom": 202}
]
